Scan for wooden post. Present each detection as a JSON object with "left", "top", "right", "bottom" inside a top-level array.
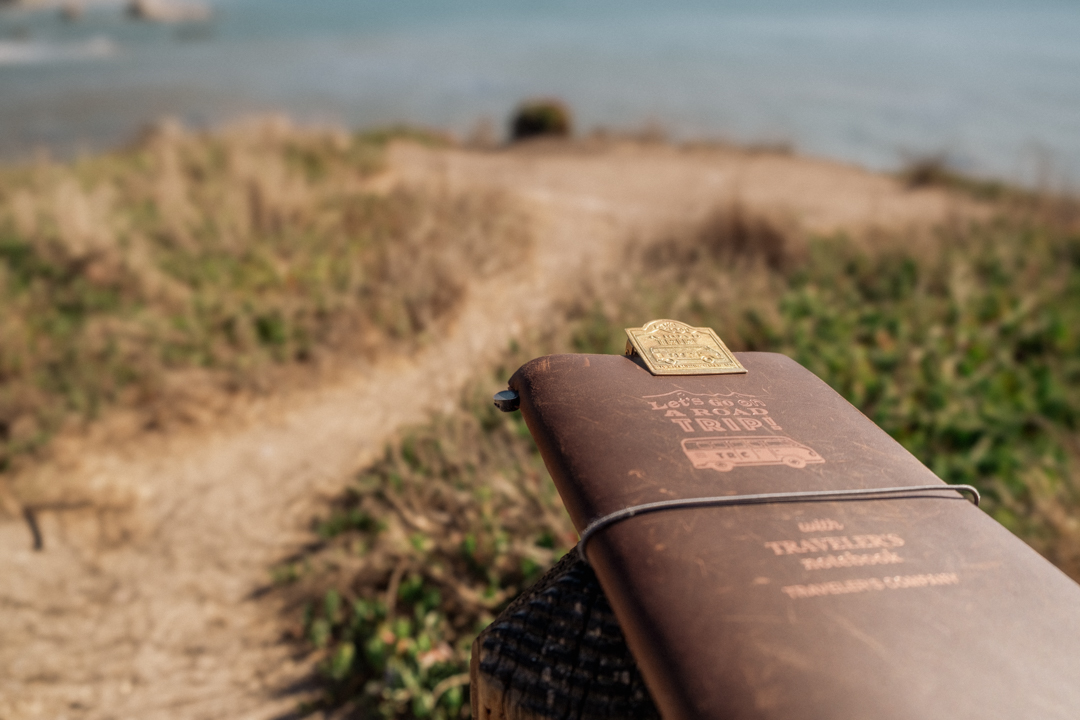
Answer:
[{"left": 470, "top": 551, "right": 660, "bottom": 720}]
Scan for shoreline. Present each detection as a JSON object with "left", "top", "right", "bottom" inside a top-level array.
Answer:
[{"left": 0, "top": 112, "right": 1042, "bottom": 202}]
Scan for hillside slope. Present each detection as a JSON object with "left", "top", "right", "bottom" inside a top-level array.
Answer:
[{"left": 0, "top": 139, "right": 975, "bottom": 720}]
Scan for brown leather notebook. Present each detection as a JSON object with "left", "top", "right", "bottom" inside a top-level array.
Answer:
[{"left": 508, "top": 351, "right": 1080, "bottom": 720}]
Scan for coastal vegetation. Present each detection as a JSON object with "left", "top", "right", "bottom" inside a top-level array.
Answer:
[
  {"left": 274, "top": 371, "right": 576, "bottom": 718},
  {"left": 1, "top": 121, "right": 1077, "bottom": 718},
  {"left": 0, "top": 119, "right": 525, "bottom": 480},
  {"left": 284, "top": 194, "right": 1080, "bottom": 717},
  {"left": 509, "top": 99, "right": 574, "bottom": 142}
]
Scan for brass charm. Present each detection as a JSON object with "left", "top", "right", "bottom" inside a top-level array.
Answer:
[{"left": 625, "top": 319, "right": 747, "bottom": 376}]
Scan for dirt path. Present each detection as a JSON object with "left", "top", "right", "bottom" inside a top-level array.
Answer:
[{"left": 0, "top": 141, "right": 974, "bottom": 720}]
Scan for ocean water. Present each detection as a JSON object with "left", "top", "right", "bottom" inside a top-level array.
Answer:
[{"left": 1, "top": 0, "right": 1078, "bottom": 185}]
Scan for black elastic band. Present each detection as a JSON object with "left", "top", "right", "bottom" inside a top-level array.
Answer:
[{"left": 577, "top": 484, "right": 980, "bottom": 563}]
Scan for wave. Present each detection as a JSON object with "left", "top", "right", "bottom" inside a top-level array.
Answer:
[{"left": 0, "top": 36, "right": 117, "bottom": 66}]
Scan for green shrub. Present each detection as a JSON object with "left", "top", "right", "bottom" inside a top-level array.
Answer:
[{"left": 509, "top": 99, "right": 573, "bottom": 142}]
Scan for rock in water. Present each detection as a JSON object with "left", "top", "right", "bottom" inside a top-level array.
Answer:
[{"left": 127, "top": 0, "right": 211, "bottom": 23}]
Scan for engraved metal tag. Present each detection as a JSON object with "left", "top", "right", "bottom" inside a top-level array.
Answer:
[{"left": 625, "top": 319, "right": 747, "bottom": 376}]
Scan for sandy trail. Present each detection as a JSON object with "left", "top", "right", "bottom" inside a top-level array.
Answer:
[{"left": 0, "top": 142, "right": 970, "bottom": 720}]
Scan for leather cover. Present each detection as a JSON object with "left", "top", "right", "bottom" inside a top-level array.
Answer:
[{"left": 509, "top": 352, "right": 1080, "bottom": 720}]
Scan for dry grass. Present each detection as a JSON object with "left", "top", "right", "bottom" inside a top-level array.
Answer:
[
  {"left": 0, "top": 118, "right": 530, "bottom": 484},
  {"left": 4, "top": 125, "right": 1078, "bottom": 717}
]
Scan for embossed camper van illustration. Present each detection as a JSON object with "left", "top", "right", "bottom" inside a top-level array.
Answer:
[{"left": 682, "top": 435, "right": 824, "bottom": 472}]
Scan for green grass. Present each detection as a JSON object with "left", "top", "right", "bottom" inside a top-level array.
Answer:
[
  {"left": 629, "top": 214, "right": 1080, "bottom": 568},
  {"left": 274, "top": 370, "right": 575, "bottom": 718},
  {"left": 0, "top": 120, "right": 525, "bottom": 478},
  {"left": 284, "top": 202, "right": 1080, "bottom": 718},
  {"left": 4, "top": 125, "right": 1077, "bottom": 717}
]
